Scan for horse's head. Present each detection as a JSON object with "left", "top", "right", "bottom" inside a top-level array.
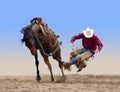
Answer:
[{"left": 20, "top": 26, "right": 37, "bottom": 55}]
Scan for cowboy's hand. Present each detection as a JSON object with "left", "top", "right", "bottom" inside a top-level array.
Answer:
[{"left": 70, "top": 43, "right": 74, "bottom": 47}]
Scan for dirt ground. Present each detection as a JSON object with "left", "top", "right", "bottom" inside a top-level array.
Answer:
[{"left": 0, "top": 74, "right": 120, "bottom": 92}]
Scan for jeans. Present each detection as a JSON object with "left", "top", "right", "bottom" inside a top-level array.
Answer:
[{"left": 69, "top": 48, "right": 88, "bottom": 65}]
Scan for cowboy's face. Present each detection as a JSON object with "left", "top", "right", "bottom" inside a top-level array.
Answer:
[{"left": 86, "top": 31, "right": 92, "bottom": 35}]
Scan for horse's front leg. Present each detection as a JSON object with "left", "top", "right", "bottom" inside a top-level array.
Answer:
[{"left": 34, "top": 53, "right": 41, "bottom": 81}]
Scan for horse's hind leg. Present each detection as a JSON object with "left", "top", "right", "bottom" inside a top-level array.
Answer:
[
  {"left": 41, "top": 53, "right": 54, "bottom": 81},
  {"left": 53, "top": 50, "right": 65, "bottom": 77},
  {"left": 45, "top": 57, "right": 54, "bottom": 81}
]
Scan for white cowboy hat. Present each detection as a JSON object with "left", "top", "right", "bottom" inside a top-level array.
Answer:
[{"left": 83, "top": 27, "right": 94, "bottom": 38}]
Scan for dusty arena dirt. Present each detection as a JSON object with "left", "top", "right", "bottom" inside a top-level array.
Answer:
[{"left": 0, "top": 74, "right": 120, "bottom": 92}]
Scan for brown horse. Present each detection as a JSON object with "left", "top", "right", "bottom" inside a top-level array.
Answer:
[{"left": 20, "top": 18, "right": 64, "bottom": 81}]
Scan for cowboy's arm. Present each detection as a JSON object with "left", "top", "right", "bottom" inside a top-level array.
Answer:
[
  {"left": 95, "top": 35, "right": 103, "bottom": 53},
  {"left": 70, "top": 33, "right": 83, "bottom": 47},
  {"left": 70, "top": 33, "right": 83, "bottom": 43}
]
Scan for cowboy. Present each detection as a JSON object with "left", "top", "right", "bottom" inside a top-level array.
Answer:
[{"left": 63, "top": 27, "right": 103, "bottom": 72}]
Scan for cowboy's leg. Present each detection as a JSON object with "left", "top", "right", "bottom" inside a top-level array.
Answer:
[
  {"left": 77, "top": 50, "right": 93, "bottom": 61},
  {"left": 69, "top": 48, "right": 85, "bottom": 65},
  {"left": 69, "top": 56, "right": 77, "bottom": 65},
  {"left": 64, "top": 48, "right": 91, "bottom": 70},
  {"left": 79, "top": 48, "right": 88, "bottom": 67},
  {"left": 77, "top": 50, "right": 93, "bottom": 68},
  {"left": 63, "top": 55, "right": 77, "bottom": 70},
  {"left": 80, "top": 48, "right": 88, "bottom": 54},
  {"left": 76, "top": 49, "right": 94, "bottom": 72},
  {"left": 63, "top": 48, "right": 86, "bottom": 69},
  {"left": 68, "top": 48, "right": 88, "bottom": 66}
]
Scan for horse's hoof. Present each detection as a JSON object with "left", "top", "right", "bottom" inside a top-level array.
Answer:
[
  {"left": 36, "top": 76, "right": 41, "bottom": 81},
  {"left": 51, "top": 77, "right": 54, "bottom": 81}
]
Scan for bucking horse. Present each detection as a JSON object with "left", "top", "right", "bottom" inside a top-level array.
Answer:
[{"left": 20, "top": 17, "right": 64, "bottom": 81}]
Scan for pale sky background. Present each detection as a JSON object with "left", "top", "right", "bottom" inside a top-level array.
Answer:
[{"left": 0, "top": 0, "right": 120, "bottom": 76}]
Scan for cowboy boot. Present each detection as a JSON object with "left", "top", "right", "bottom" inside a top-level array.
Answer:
[
  {"left": 63, "top": 62, "right": 71, "bottom": 71},
  {"left": 76, "top": 55, "right": 84, "bottom": 72},
  {"left": 77, "top": 63, "right": 83, "bottom": 72},
  {"left": 77, "top": 61, "right": 87, "bottom": 72}
]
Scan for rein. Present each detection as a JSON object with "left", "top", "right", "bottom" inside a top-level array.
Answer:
[{"left": 31, "top": 27, "right": 62, "bottom": 57}]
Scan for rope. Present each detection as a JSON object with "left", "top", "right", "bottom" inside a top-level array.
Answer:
[{"left": 32, "top": 29, "right": 62, "bottom": 57}]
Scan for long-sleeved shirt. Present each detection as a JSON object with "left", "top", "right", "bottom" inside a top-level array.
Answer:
[{"left": 70, "top": 33, "right": 103, "bottom": 51}]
